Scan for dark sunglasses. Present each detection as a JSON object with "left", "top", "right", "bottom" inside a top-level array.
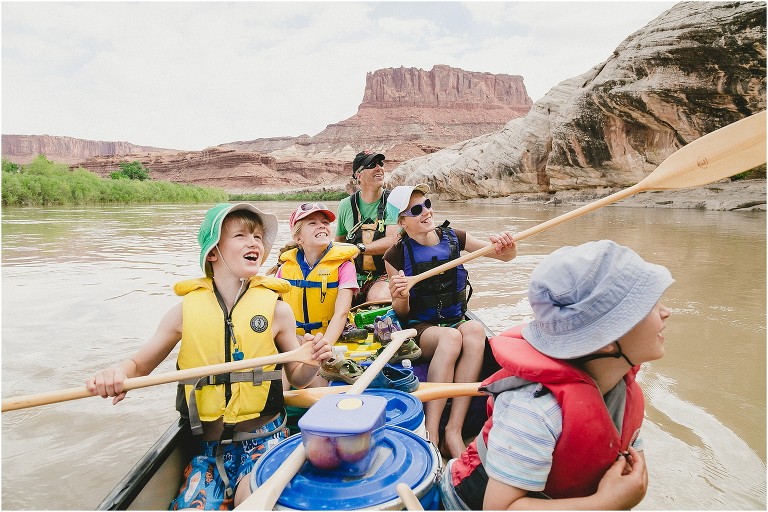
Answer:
[
  {"left": 299, "top": 202, "right": 328, "bottom": 211},
  {"left": 364, "top": 160, "right": 384, "bottom": 170},
  {"left": 400, "top": 198, "right": 432, "bottom": 217}
]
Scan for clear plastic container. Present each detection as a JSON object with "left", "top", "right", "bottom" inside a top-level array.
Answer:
[{"left": 298, "top": 394, "right": 387, "bottom": 475}]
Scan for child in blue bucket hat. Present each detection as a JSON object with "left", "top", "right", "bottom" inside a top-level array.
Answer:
[
  {"left": 87, "top": 203, "right": 332, "bottom": 510},
  {"left": 439, "top": 240, "right": 674, "bottom": 510}
]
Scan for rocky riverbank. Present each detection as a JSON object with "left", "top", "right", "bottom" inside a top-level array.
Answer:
[{"left": 468, "top": 180, "right": 766, "bottom": 212}]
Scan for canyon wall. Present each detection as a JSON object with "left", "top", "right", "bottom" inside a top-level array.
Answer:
[
  {"left": 1, "top": 134, "right": 174, "bottom": 165},
  {"left": 74, "top": 147, "right": 348, "bottom": 194},
  {"left": 221, "top": 65, "right": 533, "bottom": 163},
  {"left": 389, "top": 2, "right": 766, "bottom": 201},
  {"left": 5, "top": 66, "right": 532, "bottom": 193}
]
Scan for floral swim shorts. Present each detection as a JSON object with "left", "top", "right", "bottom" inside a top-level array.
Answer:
[{"left": 169, "top": 413, "right": 289, "bottom": 510}]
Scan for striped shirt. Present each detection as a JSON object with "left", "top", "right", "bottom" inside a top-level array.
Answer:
[{"left": 485, "top": 382, "right": 644, "bottom": 492}]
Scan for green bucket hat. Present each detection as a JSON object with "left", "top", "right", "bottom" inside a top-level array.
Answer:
[{"left": 198, "top": 203, "right": 278, "bottom": 276}]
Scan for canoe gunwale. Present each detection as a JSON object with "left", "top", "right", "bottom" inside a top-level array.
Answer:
[{"left": 97, "top": 417, "right": 192, "bottom": 510}]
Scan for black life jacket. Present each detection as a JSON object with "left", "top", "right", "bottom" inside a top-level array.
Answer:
[{"left": 346, "top": 189, "right": 390, "bottom": 275}]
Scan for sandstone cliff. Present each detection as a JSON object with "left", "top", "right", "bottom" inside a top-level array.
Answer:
[
  {"left": 73, "top": 147, "right": 348, "bottom": 194},
  {"left": 1, "top": 134, "right": 175, "bottom": 165},
  {"left": 4, "top": 2, "right": 765, "bottom": 210},
  {"left": 6, "top": 65, "right": 531, "bottom": 194},
  {"left": 221, "top": 65, "right": 532, "bottom": 163},
  {"left": 389, "top": 2, "right": 766, "bottom": 203}
]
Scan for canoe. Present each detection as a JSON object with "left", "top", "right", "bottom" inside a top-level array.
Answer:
[
  {"left": 97, "top": 309, "right": 496, "bottom": 510},
  {"left": 98, "top": 418, "right": 193, "bottom": 510}
]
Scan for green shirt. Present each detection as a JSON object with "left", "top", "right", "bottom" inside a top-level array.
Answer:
[
  {"left": 336, "top": 192, "right": 398, "bottom": 239},
  {"left": 336, "top": 191, "right": 399, "bottom": 283}
]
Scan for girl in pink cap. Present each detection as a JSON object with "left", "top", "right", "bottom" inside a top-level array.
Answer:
[{"left": 270, "top": 203, "right": 364, "bottom": 385}]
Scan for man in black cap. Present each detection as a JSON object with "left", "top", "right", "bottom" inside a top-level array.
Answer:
[{"left": 335, "top": 150, "right": 399, "bottom": 306}]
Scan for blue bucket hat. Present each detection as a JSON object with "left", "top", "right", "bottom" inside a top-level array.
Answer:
[
  {"left": 198, "top": 203, "right": 278, "bottom": 277},
  {"left": 522, "top": 240, "right": 674, "bottom": 359}
]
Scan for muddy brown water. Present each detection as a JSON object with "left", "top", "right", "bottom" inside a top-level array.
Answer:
[{"left": 2, "top": 202, "right": 765, "bottom": 509}]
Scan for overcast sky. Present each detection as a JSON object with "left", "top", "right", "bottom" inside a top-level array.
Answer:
[{"left": 2, "top": 1, "right": 678, "bottom": 151}]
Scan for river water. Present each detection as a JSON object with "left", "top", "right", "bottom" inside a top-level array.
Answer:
[{"left": 1, "top": 202, "right": 765, "bottom": 510}]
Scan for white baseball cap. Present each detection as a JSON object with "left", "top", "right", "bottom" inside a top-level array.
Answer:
[{"left": 386, "top": 184, "right": 431, "bottom": 219}]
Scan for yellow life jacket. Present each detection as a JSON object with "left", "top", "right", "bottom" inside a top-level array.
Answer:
[
  {"left": 174, "top": 275, "right": 291, "bottom": 427},
  {"left": 279, "top": 243, "right": 359, "bottom": 335}
]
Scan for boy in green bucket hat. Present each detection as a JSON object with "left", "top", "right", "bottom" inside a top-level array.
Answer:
[{"left": 87, "top": 203, "right": 332, "bottom": 510}]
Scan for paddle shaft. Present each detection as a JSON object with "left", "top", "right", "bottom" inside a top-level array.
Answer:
[
  {"left": 404, "top": 111, "right": 767, "bottom": 290},
  {"left": 397, "top": 483, "right": 425, "bottom": 511},
  {"left": 347, "top": 329, "right": 414, "bottom": 393},
  {"left": 2, "top": 342, "right": 317, "bottom": 412},
  {"left": 284, "top": 381, "right": 483, "bottom": 408},
  {"left": 409, "top": 186, "right": 639, "bottom": 286},
  {"left": 237, "top": 330, "right": 414, "bottom": 510}
]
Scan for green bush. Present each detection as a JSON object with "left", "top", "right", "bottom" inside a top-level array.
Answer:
[
  {"left": 2, "top": 156, "right": 227, "bottom": 206},
  {"left": 230, "top": 190, "right": 348, "bottom": 201},
  {"left": 24, "top": 154, "right": 59, "bottom": 175},
  {"left": 111, "top": 161, "right": 151, "bottom": 181},
  {"left": 1, "top": 172, "right": 26, "bottom": 205},
  {"left": 2, "top": 159, "right": 20, "bottom": 173},
  {"left": 731, "top": 163, "right": 766, "bottom": 181}
]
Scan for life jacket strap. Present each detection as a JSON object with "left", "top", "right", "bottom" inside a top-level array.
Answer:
[
  {"left": 476, "top": 431, "right": 488, "bottom": 464},
  {"left": 230, "top": 410, "right": 288, "bottom": 442},
  {"left": 216, "top": 423, "right": 238, "bottom": 498},
  {"left": 182, "top": 369, "right": 282, "bottom": 436},
  {"left": 284, "top": 278, "right": 340, "bottom": 289},
  {"left": 296, "top": 319, "right": 324, "bottom": 332},
  {"left": 410, "top": 288, "right": 467, "bottom": 310},
  {"left": 215, "top": 410, "right": 288, "bottom": 498}
]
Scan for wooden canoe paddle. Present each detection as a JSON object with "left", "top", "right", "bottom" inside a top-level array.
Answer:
[
  {"left": 283, "top": 381, "right": 483, "bottom": 408},
  {"left": 349, "top": 299, "right": 392, "bottom": 312},
  {"left": 400, "top": 110, "right": 767, "bottom": 294},
  {"left": 397, "top": 483, "right": 426, "bottom": 511},
  {"left": 2, "top": 341, "right": 319, "bottom": 413},
  {"left": 237, "top": 328, "right": 416, "bottom": 510}
]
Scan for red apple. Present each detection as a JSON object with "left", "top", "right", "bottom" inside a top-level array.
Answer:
[
  {"left": 304, "top": 433, "right": 341, "bottom": 470},
  {"left": 336, "top": 432, "right": 371, "bottom": 463}
]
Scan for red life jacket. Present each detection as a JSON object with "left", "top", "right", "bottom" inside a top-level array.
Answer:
[{"left": 451, "top": 324, "right": 645, "bottom": 501}]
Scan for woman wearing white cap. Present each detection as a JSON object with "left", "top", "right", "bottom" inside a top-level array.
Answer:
[
  {"left": 384, "top": 184, "right": 517, "bottom": 459},
  {"left": 439, "top": 240, "right": 673, "bottom": 510}
]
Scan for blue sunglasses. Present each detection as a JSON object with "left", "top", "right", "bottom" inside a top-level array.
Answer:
[{"left": 400, "top": 198, "right": 432, "bottom": 217}]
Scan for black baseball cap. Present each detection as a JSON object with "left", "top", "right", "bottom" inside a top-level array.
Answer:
[{"left": 352, "top": 151, "right": 385, "bottom": 177}]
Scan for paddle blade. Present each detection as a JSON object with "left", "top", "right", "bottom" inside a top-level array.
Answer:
[{"left": 639, "top": 111, "right": 766, "bottom": 191}]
